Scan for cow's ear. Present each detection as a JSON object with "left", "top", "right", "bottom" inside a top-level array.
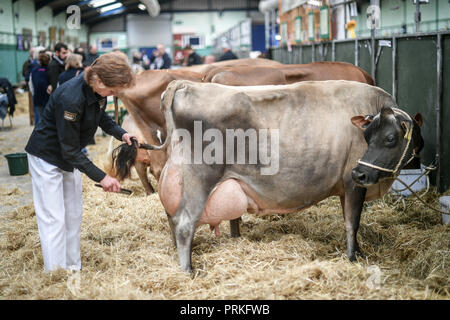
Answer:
[
  {"left": 351, "top": 115, "right": 372, "bottom": 130},
  {"left": 414, "top": 113, "right": 423, "bottom": 127}
]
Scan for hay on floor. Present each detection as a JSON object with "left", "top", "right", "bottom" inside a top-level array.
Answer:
[{"left": 0, "top": 134, "right": 448, "bottom": 299}]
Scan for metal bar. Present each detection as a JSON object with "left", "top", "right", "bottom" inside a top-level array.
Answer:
[
  {"left": 331, "top": 40, "right": 335, "bottom": 61},
  {"left": 415, "top": 0, "right": 421, "bottom": 33},
  {"left": 312, "top": 42, "right": 315, "bottom": 62},
  {"left": 436, "top": 33, "right": 442, "bottom": 192},
  {"left": 392, "top": 36, "right": 397, "bottom": 101},
  {"left": 371, "top": 29, "right": 376, "bottom": 84},
  {"left": 375, "top": 44, "right": 382, "bottom": 66},
  {"left": 264, "top": 11, "right": 270, "bottom": 50},
  {"left": 354, "top": 38, "right": 358, "bottom": 66},
  {"left": 299, "top": 45, "right": 303, "bottom": 64}
]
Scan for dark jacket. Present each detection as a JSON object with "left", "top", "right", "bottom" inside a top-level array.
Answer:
[
  {"left": 47, "top": 55, "right": 65, "bottom": 90},
  {"left": 31, "top": 65, "right": 50, "bottom": 106},
  {"left": 86, "top": 53, "right": 99, "bottom": 66},
  {"left": 25, "top": 59, "right": 39, "bottom": 82},
  {"left": 187, "top": 52, "right": 202, "bottom": 66},
  {"left": 25, "top": 73, "right": 126, "bottom": 182},
  {"left": 0, "top": 78, "right": 17, "bottom": 116},
  {"left": 150, "top": 52, "right": 172, "bottom": 69},
  {"left": 58, "top": 67, "right": 84, "bottom": 86},
  {"left": 218, "top": 50, "right": 238, "bottom": 61}
]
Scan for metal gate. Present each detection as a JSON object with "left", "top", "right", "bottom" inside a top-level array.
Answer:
[{"left": 270, "top": 31, "right": 450, "bottom": 192}]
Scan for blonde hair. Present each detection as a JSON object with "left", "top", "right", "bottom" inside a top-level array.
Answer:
[
  {"left": 84, "top": 52, "right": 135, "bottom": 89},
  {"left": 65, "top": 53, "right": 83, "bottom": 71}
]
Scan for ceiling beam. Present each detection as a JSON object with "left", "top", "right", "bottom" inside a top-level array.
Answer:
[
  {"left": 35, "top": 0, "right": 60, "bottom": 11},
  {"left": 52, "top": 1, "right": 91, "bottom": 16}
]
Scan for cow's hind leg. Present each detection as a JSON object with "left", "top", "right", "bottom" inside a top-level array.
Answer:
[
  {"left": 172, "top": 174, "right": 212, "bottom": 274},
  {"left": 341, "top": 183, "right": 366, "bottom": 261},
  {"left": 135, "top": 162, "right": 155, "bottom": 195}
]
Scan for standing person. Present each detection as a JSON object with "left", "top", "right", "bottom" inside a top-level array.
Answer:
[
  {"left": 86, "top": 44, "right": 99, "bottom": 66},
  {"left": 22, "top": 47, "right": 35, "bottom": 84},
  {"left": 182, "top": 45, "right": 202, "bottom": 66},
  {"left": 47, "top": 42, "right": 68, "bottom": 94},
  {"left": 150, "top": 44, "right": 171, "bottom": 69},
  {"left": 74, "top": 47, "right": 87, "bottom": 68},
  {"left": 29, "top": 53, "right": 50, "bottom": 125},
  {"left": 218, "top": 43, "right": 238, "bottom": 61},
  {"left": 25, "top": 53, "right": 137, "bottom": 272},
  {"left": 58, "top": 53, "right": 84, "bottom": 86}
]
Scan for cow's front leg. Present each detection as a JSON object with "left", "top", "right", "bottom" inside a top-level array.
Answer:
[
  {"left": 341, "top": 183, "right": 366, "bottom": 261},
  {"left": 135, "top": 162, "right": 155, "bottom": 195},
  {"left": 229, "top": 218, "right": 241, "bottom": 237}
]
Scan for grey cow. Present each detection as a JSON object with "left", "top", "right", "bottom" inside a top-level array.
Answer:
[{"left": 120, "top": 80, "right": 424, "bottom": 274}]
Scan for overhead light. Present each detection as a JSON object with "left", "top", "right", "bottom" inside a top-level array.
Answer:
[
  {"left": 89, "top": 0, "right": 116, "bottom": 8},
  {"left": 138, "top": 4, "right": 146, "bottom": 10},
  {"left": 99, "top": 2, "right": 123, "bottom": 13}
]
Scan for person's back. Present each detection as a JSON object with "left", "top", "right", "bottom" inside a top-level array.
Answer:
[
  {"left": 58, "top": 53, "right": 84, "bottom": 86},
  {"left": 58, "top": 68, "right": 83, "bottom": 86},
  {"left": 218, "top": 49, "right": 238, "bottom": 61},
  {"left": 30, "top": 53, "right": 50, "bottom": 124}
]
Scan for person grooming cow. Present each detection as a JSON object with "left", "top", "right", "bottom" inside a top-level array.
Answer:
[{"left": 25, "top": 53, "right": 137, "bottom": 272}]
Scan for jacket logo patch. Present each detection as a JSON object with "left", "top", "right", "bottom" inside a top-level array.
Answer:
[{"left": 64, "top": 111, "right": 77, "bottom": 121}]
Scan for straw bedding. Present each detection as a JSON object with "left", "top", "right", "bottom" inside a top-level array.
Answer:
[{"left": 0, "top": 133, "right": 448, "bottom": 300}]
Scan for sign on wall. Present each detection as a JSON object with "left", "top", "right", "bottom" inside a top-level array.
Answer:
[
  {"left": 308, "top": 12, "right": 314, "bottom": 41},
  {"left": 320, "top": 6, "right": 329, "bottom": 39},
  {"left": 281, "top": 22, "right": 288, "bottom": 45},
  {"left": 295, "top": 16, "right": 302, "bottom": 43}
]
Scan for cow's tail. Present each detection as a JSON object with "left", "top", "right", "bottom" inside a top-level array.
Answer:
[{"left": 111, "top": 81, "right": 179, "bottom": 180}]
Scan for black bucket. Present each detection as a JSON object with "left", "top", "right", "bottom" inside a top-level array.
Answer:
[{"left": 4, "top": 153, "right": 28, "bottom": 176}]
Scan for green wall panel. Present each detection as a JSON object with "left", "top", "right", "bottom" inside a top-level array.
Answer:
[
  {"left": 334, "top": 42, "right": 354, "bottom": 64},
  {"left": 397, "top": 36, "right": 438, "bottom": 185}
]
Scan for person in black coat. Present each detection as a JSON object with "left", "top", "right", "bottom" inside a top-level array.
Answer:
[
  {"left": 218, "top": 43, "right": 238, "bottom": 61},
  {"left": 25, "top": 53, "right": 137, "bottom": 272},
  {"left": 58, "top": 53, "right": 84, "bottom": 86},
  {"left": 150, "top": 44, "right": 172, "bottom": 69},
  {"left": 183, "top": 45, "right": 202, "bottom": 66},
  {"left": 30, "top": 53, "right": 51, "bottom": 125},
  {"left": 47, "top": 42, "right": 68, "bottom": 94}
]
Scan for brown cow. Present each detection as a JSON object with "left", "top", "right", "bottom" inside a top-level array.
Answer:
[{"left": 202, "top": 61, "right": 374, "bottom": 86}]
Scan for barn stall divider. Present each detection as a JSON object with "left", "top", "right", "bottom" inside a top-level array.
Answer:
[{"left": 270, "top": 30, "right": 450, "bottom": 193}]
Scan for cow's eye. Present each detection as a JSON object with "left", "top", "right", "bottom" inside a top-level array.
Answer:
[{"left": 386, "top": 134, "right": 395, "bottom": 143}]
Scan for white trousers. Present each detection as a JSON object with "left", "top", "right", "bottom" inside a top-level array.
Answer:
[{"left": 27, "top": 153, "right": 82, "bottom": 272}]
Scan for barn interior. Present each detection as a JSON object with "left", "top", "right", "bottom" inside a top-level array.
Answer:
[{"left": 0, "top": 0, "right": 449, "bottom": 301}]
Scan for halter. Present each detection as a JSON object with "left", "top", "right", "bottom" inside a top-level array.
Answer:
[{"left": 357, "top": 108, "right": 415, "bottom": 176}]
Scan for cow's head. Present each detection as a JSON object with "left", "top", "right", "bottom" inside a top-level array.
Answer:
[{"left": 351, "top": 106, "right": 424, "bottom": 186}]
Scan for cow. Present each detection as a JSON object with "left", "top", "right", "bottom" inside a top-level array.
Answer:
[
  {"left": 202, "top": 61, "right": 374, "bottom": 86},
  {"left": 121, "top": 80, "right": 424, "bottom": 274}
]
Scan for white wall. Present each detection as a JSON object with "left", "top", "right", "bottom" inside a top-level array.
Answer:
[
  {"left": 127, "top": 13, "right": 172, "bottom": 48},
  {"left": 172, "top": 11, "right": 248, "bottom": 47}
]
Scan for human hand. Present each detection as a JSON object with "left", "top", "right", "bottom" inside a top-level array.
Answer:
[
  {"left": 99, "top": 175, "right": 121, "bottom": 193},
  {"left": 47, "top": 85, "right": 53, "bottom": 94},
  {"left": 122, "top": 133, "right": 138, "bottom": 146}
]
